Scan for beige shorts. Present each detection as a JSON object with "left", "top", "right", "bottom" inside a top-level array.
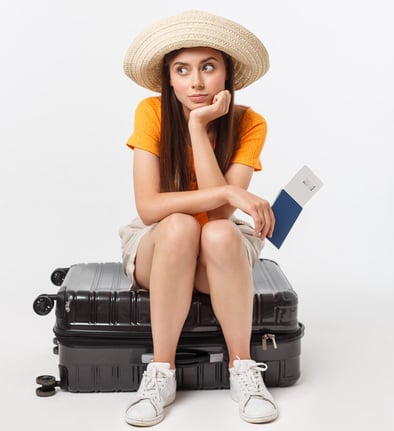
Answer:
[{"left": 119, "top": 215, "right": 264, "bottom": 287}]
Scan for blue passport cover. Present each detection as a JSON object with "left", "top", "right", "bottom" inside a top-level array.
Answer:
[{"left": 268, "top": 189, "right": 303, "bottom": 248}]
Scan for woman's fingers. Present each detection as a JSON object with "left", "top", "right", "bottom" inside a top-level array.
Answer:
[
  {"left": 267, "top": 206, "right": 275, "bottom": 238},
  {"left": 252, "top": 200, "right": 275, "bottom": 239},
  {"left": 226, "top": 186, "right": 275, "bottom": 238},
  {"left": 211, "top": 90, "right": 231, "bottom": 115}
]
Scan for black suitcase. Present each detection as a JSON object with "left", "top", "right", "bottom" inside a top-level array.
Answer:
[{"left": 33, "top": 258, "right": 304, "bottom": 396}]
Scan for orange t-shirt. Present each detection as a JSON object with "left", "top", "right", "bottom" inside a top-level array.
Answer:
[{"left": 126, "top": 96, "right": 267, "bottom": 225}]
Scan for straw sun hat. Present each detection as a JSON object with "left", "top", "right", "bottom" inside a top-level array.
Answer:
[{"left": 123, "top": 10, "right": 269, "bottom": 92}]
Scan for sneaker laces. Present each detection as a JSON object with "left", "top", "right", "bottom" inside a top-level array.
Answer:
[
  {"left": 235, "top": 360, "right": 269, "bottom": 399},
  {"left": 138, "top": 366, "right": 174, "bottom": 411}
]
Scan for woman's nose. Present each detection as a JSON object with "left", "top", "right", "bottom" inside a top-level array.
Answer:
[{"left": 191, "top": 71, "right": 204, "bottom": 89}]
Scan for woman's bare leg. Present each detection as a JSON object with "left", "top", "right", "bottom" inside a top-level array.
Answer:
[
  {"left": 195, "top": 219, "right": 254, "bottom": 368},
  {"left": 134, "top": 213, "right": 201, "bottom": 368}
]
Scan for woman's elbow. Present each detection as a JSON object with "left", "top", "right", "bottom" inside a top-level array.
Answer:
[{"left": 136, "top": 204, "right": 158, "bottom": 226}]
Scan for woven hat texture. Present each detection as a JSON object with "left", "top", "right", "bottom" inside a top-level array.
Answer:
[{"left": 123, "top": 10, "right": 269, "bottom": 92}]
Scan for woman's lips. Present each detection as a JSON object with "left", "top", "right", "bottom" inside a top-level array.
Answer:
[{"left": 189, "top": 94, "right": 209, "bottom": 103}]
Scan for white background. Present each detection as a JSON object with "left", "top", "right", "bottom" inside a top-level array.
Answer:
[{"left": 1, "top": 0, "right": 393, "bottom": 430}]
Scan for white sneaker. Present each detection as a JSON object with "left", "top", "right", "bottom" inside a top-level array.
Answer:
[
  {"left": 125, "top": 362, "right": 176, "bottom": 427},
  {"left": 229, "top": 358, "right": 278, "bottom": 423}
]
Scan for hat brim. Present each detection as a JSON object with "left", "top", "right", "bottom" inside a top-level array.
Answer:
[{"left": 124, "top": 10, "right": 269, "bottom": 92}]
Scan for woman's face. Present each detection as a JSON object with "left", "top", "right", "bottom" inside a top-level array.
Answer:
[{"left": 168, "top": 47, "right": 227, "bottom": 117}]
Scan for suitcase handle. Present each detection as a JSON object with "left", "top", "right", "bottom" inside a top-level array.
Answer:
[{"left": 175, "top": 349, "right": 221, "bottom": 367}]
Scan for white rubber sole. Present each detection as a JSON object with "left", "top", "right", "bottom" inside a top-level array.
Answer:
[
  {"left": 124, "top": 395, "right": 176, "bottom": 427},
  {"left": 231, "top": 389, "right": 278, "bottom": 423},
  {"left": 239, "top": 409, "right": 278, "bottom": 424},
  {"left": 125, "top": 413, "right": 164, "bottom": 427}
]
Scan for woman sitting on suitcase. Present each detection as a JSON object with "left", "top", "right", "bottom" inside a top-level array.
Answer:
[{"left": 120, "top": 10, "right": 277, "bottom": 427}]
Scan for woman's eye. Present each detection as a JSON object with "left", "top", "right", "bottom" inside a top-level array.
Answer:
[
  {"left": 203, "top": 64, "right": 214, "bottom": 72},
  {"left": 176, "top": 66, "right": 187, "bottom": 75}
]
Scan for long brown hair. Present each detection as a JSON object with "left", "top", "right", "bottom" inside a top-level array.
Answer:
[{"left": 159, "top": 49, "right": 247, "bottom": 192}]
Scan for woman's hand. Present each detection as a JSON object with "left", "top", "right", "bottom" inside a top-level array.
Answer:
[
  {"left": 188, "top": 90, "right": 231, "bottom": 128},
  {"left": 225, "top": 185, "right": 275, "bottom": 238}
]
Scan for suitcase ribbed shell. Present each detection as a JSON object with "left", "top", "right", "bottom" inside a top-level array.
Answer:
[{"left": 53, "top": 259, "right": 298, "bottom": 337}]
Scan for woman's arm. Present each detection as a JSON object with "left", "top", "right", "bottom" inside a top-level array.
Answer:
[
  {"left": 209, "top": 162, "right": 254, "bottom": 220},
  {"left": 133, "top": 148, "right": 274, "bottom": 237},
  {"left": 187, "top": 91, "right": 231, "bottom": 190},
  {"left": 187, "top": 90, "right": 230, "bottom": 191},
  {"left": 188, "top": 91, "right": 269, "bottom": 224},
  {"left": 133, "top": 148, "right": 227, "bottom": 225},
  {"left": 188, "top": 91, "right": 236, "bottom": 220}
]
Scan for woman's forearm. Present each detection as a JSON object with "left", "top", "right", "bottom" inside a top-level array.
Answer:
[
  {"left": 189, "top": 122, "right": 227, "bottom": 187},
  {"left": 136, "top": 185, "right": 229, "bottom": 225},
  {"left": 136, "top": 183, "right": 274, "bottom": 238},
  {"left": 188, "top": 121, "right": 232, "bottom": 220}
]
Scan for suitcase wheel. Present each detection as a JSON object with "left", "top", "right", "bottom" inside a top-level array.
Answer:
[
  {"left": 36, "top": 375, "right": 58, "bottom": 397},
  {"left": 32, "top": 295, "right": 55, "bottom": 316},
  {"left": 51, "top": 267, "right": 69, "bottom": 286},
  {"left": 36, "top": 375, "right": 57, "bottom": 387},
  {"left": 36, "top": 386, "right": 56, "bottom": 397}
]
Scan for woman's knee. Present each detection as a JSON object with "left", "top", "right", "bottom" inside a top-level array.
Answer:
[
  {"left": 154, "top": 213, "right": 201, "bottom": 255},
  {"left": 200, "top": 219, "right": 245, "bottom": 262}
]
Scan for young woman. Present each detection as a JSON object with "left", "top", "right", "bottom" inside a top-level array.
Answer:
[{"left": 120, "top": 10, "right": 277, "bottom": 427}]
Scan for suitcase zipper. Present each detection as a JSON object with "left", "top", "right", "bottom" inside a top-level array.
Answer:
[
  {"left": 252, "top": 324, "right": 305, "bottom": 351},
  {"left": 262, "top": 334, "right": 278, "bottom": 351},
  {"left": 54, "top": 324, "right": 304, "bottom": 347}
]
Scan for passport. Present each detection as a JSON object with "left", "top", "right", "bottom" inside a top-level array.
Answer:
[{"left": 268, "top": 166, "right": 323, "bottom": 248}]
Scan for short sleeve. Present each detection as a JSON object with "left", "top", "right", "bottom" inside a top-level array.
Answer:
[
  {"left": 231, "top": 108, "right": 267, "bottom": 171},
  {"left": 126, "top": 97, "right": 161, "bottom": 156}
]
